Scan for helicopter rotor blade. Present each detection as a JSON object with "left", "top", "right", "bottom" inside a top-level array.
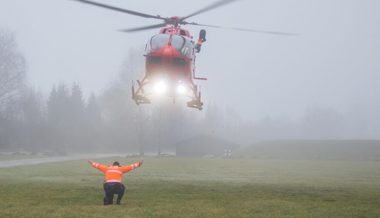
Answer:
[
  {"left": 180, "top": 0, "right": 239, "bottom": 22},
  {"left": 120, "top": 23, "right": 167, "bottom": 33},
  {"left": 72, "top": 0, "right": 165, "bottom": 20},
  {"left": 188, "top": 22, "right": 299, "bottom": 36}
]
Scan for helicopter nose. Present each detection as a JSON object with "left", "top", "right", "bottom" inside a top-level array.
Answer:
[{"left": 161, "top": 43, "right": 181, "bottom": 57}]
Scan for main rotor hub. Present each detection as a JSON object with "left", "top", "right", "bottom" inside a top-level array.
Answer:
[{"left": 166, "top": 16, "right": 183, "bottom": 27}]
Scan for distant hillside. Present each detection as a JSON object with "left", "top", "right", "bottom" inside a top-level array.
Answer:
[
  {"left": 236, "top": 140, "right": 380, "bottom": 161},
  {"left": 176, "top": 135, "right": 238, "bottom": 157}
]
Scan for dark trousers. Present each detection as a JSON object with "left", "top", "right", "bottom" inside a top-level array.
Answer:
[{"left": 103, "top": 182, "right": 125, "bottom": 205}]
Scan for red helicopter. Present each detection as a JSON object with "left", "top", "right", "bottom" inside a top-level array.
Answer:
[{"left": 73, "top": 0, "right": 295, "bottom": 110}]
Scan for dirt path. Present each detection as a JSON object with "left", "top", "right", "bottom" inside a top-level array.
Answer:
[{"left": 0, "top": 154, "right": 122, "bottom": 168}]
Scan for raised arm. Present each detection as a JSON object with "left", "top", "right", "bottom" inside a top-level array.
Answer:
[
  {"left": 119, "top": 160, "right": 143, "bottom": 173},
  {"left": 88, "top": 160, "right": 108, "bottom": 172}
]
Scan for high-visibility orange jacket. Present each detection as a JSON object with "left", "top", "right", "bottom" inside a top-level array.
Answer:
[{"left": 90, "top": 161, "right": 141, "bottom": 183}]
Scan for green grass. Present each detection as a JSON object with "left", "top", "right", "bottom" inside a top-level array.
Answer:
[{"left": 1, "top": 157, "right": 380, "bottom": 218}]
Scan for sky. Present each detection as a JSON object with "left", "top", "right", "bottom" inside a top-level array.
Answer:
[{"left": 0, "top": 0, "right": 379, "bottom": 121}]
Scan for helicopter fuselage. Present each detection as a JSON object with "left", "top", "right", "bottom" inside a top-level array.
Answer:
[
  {"left": 132, "top": 26, "right": 204, "bottom": 110},
  {"left": 145, "top": 28, "right": 194, "bottom": 82}
]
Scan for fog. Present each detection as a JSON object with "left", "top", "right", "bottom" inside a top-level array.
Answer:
[{"left": 0, "top": 0, "right": 379, "bottom": 153}]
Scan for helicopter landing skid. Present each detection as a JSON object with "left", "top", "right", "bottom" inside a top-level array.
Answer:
[
  {"left": 132, "top": 78, "right": 203, "bottom": 110},
  {"left": 132, "top": 79, "right": 151, "bottom": 105},
  {"left": 187, "top": 86, "right": 203, "bottom": 110},
  {"left": 132, "top": 93, "right": 151, "bottom": 105},
  {"left": 187, "top": 99, "right": 203, "bottom": 110}
]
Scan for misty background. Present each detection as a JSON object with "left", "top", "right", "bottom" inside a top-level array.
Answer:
[{"left": 0, "top": 0, "right": 379, "bottom": 154}]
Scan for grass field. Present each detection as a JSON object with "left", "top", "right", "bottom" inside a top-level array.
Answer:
[{"left": 0, "top": 157, "right": 380, "bottom": 218}]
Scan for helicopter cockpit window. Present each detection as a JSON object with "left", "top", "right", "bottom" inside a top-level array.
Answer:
[
  {"left": 148, "top": 34, "right": 194, "bottom": 58},
  {"left": 182, "top": 38, "right": 194, "bottom": 58},
  {"left": 171, "top": 35, "right": 194, "bottom": 58},
  {"left": 149, "top": 34, "right": 170, "bottom": 51}
]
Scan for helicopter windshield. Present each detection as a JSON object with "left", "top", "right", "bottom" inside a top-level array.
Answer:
[{"left": 148, "top": 34, "right": 193, "bottom": 58}]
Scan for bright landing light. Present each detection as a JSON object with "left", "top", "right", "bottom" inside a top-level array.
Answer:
[
  {"left": 154, "top": 80, "right": 167, "bottom": 94},
  {"left": 176, "top": 84, "right": 187, "bottom": 95}
]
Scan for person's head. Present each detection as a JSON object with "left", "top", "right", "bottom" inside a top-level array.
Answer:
[{"left": 112, "top": 161, "right": 120, "bottom": 166}]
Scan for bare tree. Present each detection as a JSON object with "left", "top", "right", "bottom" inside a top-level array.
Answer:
[{"left": 0, "top": 30, "right": 26, "bottom": 109}]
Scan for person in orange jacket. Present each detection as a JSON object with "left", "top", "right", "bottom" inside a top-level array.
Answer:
[{"left": 88, "top": 160, "right": 143, "bottom": 205}]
